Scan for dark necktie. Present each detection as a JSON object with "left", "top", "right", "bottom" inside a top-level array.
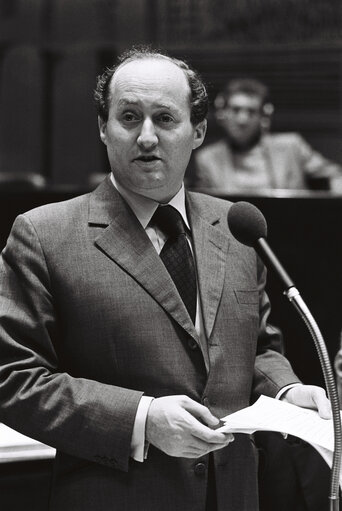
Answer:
[{"left": 152, "top": 205, "right": 197, "bottom": 324}]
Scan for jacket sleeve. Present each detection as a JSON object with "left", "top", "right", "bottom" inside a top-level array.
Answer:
[
  {"left": 252, "top": 256, "right": 301, "bottom": 399},
  {"left": 0, "top": 214, "right": 143, "bottom": 472},
  {"left": 294, "top": 134, "right": 342, "bottom": 183}
]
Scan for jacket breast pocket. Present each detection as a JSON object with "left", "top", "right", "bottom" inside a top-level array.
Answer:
[
  {"left": 234, "top": 289, "right": 259, "bottom": 305},
  {"left": 234, "top": 289, "right": 259, "bottom": 322}
]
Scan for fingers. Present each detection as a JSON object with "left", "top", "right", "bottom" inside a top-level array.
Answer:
[
  {"left": 182, "top": 397, "right": 221, "bottom": 428},
  {"left": 181, "top": 435, "right": 235, "bottom": 458},
  {"left": 181, "top": 428, "right": 234, "bottom": 458},
  {"left": 309, "top": 387, "right": 332, "bottom": 419},
  {"left": 190, "top": 420, "right": 233, "bottom": 445},
  {"left": 282, "top": 385, "right": 332, "bottom": 420},
  {"left": 178, "top": 397, "right": 234, "bottom": 444},
  {"left": 186, "top": 411, "right": 233, "bottom": 444},
  {"left": 145, "top": 395, "right": 234, "bottom": 458}
]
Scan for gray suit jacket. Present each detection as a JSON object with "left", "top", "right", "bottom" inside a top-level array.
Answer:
[
  {"left": 0, "top": 176, "right": 300, "bottom": 510},
  {"left": 193, "top": 133, "right": 341, "bottom": 191}
]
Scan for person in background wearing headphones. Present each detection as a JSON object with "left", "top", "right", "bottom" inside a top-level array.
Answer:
[{"left": 190, "top": 78, "right": 342, "bottom": 192}]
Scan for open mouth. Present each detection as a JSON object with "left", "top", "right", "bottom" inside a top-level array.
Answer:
[{"left": 135, "top": 155, "right": 160, "bottom": 162}]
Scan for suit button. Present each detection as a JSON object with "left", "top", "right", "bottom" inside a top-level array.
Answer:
[
  {"left": 194, "top": 462, "right": 206, "bottom": 475},
  {"left": 187, "top": 338, "right": 198, "bottom": 350}
]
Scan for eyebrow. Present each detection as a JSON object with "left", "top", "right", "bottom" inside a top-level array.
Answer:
[{"left": 117, "top": 98, "right": 176, "bottom": 110}]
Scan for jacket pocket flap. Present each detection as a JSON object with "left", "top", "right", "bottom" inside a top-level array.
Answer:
[{"left": 234, "top": 290, "right": 259, "bottom": 304}]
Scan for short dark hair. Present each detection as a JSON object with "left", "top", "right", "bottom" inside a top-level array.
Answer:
[
  {"left": 215, "top": 78, "right": 270, "bottom": 110},
  {"left": 94, "top": 46, "right": 208, "bottom": 125}
]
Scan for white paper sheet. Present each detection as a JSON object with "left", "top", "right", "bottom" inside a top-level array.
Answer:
[
  {"left": 218, "top": 395, "right": 342, "bottom": 485},
  {"left": 219, "top": 395, "right": 338, "bottom": 452},
  {"left": 0, "top": 423, "right": 55, "bottom": 462}
]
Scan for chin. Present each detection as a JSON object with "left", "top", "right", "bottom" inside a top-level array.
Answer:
[{"left": 143, "top": 186, "right": 179, "bottom": 203}]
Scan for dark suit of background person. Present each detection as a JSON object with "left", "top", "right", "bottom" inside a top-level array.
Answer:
[
  {"left": 0, "top": 49, "right": 331, "bottom": 511},
  {"left": 190, "top": 78, "right": 342, "bottom": 191}
]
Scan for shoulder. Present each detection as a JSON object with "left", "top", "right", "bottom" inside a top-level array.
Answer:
[
  {"left": 8, "top": 193, "right": 92, "bottom": 248},
  {"left": 264, "top": 132, "right": 305, "bottom": 149},
  {"left": 195, "top": 139, "right": 227, "bottom": 160},
  {"left": 23, "top": 192, "right": 90, "bottom": 228},
  {"left": 187, "top": 190, "right": 232, "bottom": 215},
  {"left": 187, "top": 192, "right": 260, "bottom": 278},
  {"left": 187, "top": 190, "right": 237, "bottom": 236}
]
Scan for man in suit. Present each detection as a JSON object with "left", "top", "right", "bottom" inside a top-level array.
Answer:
[
  {"left": 0, "top": 48, "right": 331, "bottom": 510},
  {"left": 191, "top": 78, "right": 342, "bottom": 191}
]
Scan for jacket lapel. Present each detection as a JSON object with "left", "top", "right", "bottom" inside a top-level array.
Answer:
[
  {"left": 186, "top": 192, "right": 230, "bottom": 340},
  {"left": 88, "top": 178, "right": 199, "bottom": 342}
]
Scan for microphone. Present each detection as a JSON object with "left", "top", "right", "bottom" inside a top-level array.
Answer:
[
  {"left": 227, "top": 201, "right": 294, "bottom": 291},
  {"left": 228, "top": 200, "right": 341, "bottom": 510}
]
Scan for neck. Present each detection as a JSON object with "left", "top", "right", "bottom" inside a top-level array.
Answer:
[{"left": 226, "top": 130, "right": 263, "bottom": 152}]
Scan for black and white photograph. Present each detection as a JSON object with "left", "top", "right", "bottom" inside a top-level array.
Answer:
[{"left": 0, "top": 1, "right": 341, "bottom": 510}]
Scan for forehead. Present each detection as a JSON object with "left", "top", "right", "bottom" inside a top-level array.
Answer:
[
  {"left": 109, "top": 58, "right": 191, "bottom": 110},
  {"left": 227, "top": 93, "right": 263, "bottom": 110}
]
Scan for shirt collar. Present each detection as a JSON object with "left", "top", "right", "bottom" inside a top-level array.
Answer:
[{"left": 110, "top": 173, "right": 190, "bottom": 230}]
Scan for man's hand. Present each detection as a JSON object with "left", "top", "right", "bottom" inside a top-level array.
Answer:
[
  {"left": 281, "top": 385, "right": 331, "bottom": 419},
  {"left": 145, "top": 395, "right": 234, "bottom": 458}
]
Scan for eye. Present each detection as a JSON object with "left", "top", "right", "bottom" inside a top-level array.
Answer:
[
  {"left": 228, "top": 106, "right": 240, "bottom": 115},
  {"left": 158, "top": 113, "right": 174, "bottom": 124},
  {"left": 121, "top": 111, "right": 140, "bottom": 123},
  {"left": 247, "top": 108, "right": 259, "bottom": 117}
]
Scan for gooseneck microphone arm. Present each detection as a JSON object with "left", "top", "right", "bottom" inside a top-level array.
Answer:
[
  {"left": 228, "top": 201, "right": 341, "bottom": 511},
  {"left": 284, "top": 288, "right": 341, "bottom": 510},
  {"left": 255, "top": 238, "right": 294, "bottom": 291},
  {"left": 256, "top": 232, "right": 342, "bottom": 504}
]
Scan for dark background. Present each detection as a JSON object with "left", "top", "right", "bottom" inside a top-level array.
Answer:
[{"left": 0, "top": 0, "right": 340, "bottom": 186}]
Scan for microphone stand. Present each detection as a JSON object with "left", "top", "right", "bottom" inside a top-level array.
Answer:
[
  {"left": 285, "top": 287, "right": 341, "bottom": 511},
  {"left": 255, "top": 238, "right": 341, "bottom": 509},
  {"left": 229, "top": 202, "right": 341, "bottom": 508}
]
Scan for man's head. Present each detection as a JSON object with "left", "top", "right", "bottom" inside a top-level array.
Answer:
[
  {"left": 215, "top": 78, "right": 273, "bottom": 150},
  {"left": 94, "top": 47, "right": 207, "bottom": 202}
]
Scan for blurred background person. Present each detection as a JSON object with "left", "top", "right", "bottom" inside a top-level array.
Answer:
[{"left": 190, "top": 78, "right": 342, "bottom": 192}]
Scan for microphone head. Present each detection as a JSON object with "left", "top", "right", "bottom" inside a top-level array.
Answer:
[{"left": 228, "top": 201, "right": 267, "bottom": 247}]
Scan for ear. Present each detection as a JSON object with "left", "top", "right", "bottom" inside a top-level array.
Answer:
[
  {"left": 98, "top": 116, "right": 107, "bottom": 145},
  {"left": 192, "top": 120, "right": 207, "bottom": 150}
]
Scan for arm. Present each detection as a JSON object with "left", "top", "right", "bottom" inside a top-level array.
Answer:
[
  {"left": 294, "top": 134, "right": 342, "bottom": 183},
  {"left": 0, "top": 214, "right": 143, "bottom": 471},
  {"left": 253, "top": 257, "right": 330, "bottom": 417},
  {"left": 252, "top": 259, "right": 301, "bottom": 398}
]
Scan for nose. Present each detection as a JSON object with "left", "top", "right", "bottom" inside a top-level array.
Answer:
[
  {"left": 235, "top": 109, "right": 250, "bottom": 125},
  {"left": 137, "top": 118, "right": 158, "bottom": 150}
]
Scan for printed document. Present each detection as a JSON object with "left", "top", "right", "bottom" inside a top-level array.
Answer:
[{"left": 218, "top": 395, "right": 342, "bottom": 484}]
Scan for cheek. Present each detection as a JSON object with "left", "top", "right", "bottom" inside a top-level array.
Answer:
[
  {"left": 172, "top": 130, "right": 195, "bottom": 151},
  {"left": 177, "top": 137, "right": 195, "bottom": 160},
  {"left": 225, "top": 120, "right": 236, "bottom": 131},
  {"left": 105, "top": 123, "right": 131, "bottom": 147}
]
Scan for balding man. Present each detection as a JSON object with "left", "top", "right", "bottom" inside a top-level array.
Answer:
[{"left": 0, "top": 48, "right": 330, "bottom": 511}]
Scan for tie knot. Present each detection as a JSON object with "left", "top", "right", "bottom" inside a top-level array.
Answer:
[{"left": 152, "top": 205, "right": 186, "bottom": 238}]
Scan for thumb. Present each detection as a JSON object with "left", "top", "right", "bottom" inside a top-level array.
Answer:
[
  {"left": 283, "top": 385, "right": 332, "bottom": 419},
  {"left": 311, "top": 387, "right": 332, "bottom": 420},
  {"left": 184, "top": 398, "right": 220, "bottom": 427}
]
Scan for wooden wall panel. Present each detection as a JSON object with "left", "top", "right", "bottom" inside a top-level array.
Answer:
[
  {"left": 50, "top": 48, "right": 105, "bottom": 185},
  {"left": 0, "top": 46, "right": 46, "bottom": 180}
]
